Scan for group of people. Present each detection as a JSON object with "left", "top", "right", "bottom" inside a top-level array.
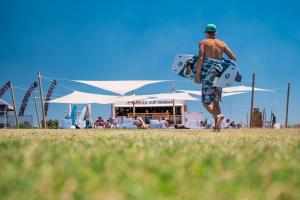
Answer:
[
  {"left": 93, "top": 115, "right": 170, "bottom": 129},
  {"left": 94, "top": 117, "right": 119, "bottom": 128},
  {"left": 92, "top": 115, "right": 243, "bottom": 130}
]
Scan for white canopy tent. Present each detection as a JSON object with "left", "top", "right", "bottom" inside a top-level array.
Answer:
[{"left": 74, "top": 80, "right": 169, "bottom": 95}]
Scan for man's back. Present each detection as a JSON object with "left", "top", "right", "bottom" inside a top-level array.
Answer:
[{"left": 200, "top": 38, "right": 236, "bottom": 61}]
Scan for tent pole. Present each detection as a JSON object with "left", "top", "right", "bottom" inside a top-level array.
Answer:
[
  {"left": 262, "top": 108, "right": 265, "bottom": 128},
  {"left": 132, "top": 90, "right": 136, "bottom": 117},
  {"left": 10, "top": 83, "right": 19, "bottom": 128},
  {"left": 285, "top": 82, "right": 290, "bottom": 128},
  {"left": 249, "top": 73, "right": 255, "bottom": 128},
  {"left": 38, "top": 72, "right": 47, "bottom": 128},
  {"left": 172, "top": 82, "right": 176, "bottom": 125},
  {"left": 4, "top": 108, "right": 6, "bottom": 129},
  {"left": 33, "top": 91, "right": 41, "bottom": 128}
]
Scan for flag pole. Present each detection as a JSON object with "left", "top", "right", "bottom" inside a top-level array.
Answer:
[
  {"left": 38, "top": 72, "right": 47, "bottom": 128},
  {"left": 249, "top": 73, "right": 255, "bottom": 128},
  {"left": 172, "top": 81, "right": 176, "bottom": 125},
  {"left": 10, "top": 82, "right": 19, "bottom": 128},
  {"left": 33, "top": 90, "right": 41, "bottom": 128},
  {"left": 132, "top": 90, "right": 136, "bottom": 117},
  {"left": 285, "top": 82, "right": 291, "bottom": 128}
]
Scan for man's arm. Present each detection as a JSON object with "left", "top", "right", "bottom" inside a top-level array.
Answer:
[
  {"left": 194, "top": 42, "right": 205, "bottom": 84},
  {"left": 224, "top": 45, "right": 237, "bottom": 61}
]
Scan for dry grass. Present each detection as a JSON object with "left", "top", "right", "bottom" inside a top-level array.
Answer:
[{"left": 0, "top": 128, "right": 300, "bottom": 200}]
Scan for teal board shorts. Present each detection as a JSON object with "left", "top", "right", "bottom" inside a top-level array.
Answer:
[{"left": 201, "top": 58, "right": 223, "bottom": 104}]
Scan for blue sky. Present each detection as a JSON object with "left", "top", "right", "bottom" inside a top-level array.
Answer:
[{"left": 1, "top": 0, "right": 299, "bottom": 125}]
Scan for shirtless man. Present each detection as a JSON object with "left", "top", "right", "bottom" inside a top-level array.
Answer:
[{"left": 194, "top": 24, "right": 236, "bottom": 131}]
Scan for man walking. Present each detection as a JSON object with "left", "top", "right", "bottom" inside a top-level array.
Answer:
[{"left": 194, "top": 24, "right": 237, "bottom": 131}]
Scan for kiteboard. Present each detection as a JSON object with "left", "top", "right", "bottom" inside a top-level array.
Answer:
[{"left": 172, "top": 54, "right": 242, "bottom": 87}]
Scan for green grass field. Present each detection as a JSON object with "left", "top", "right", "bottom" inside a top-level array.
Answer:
[{"left": 0, "top": 129, "right": 300, "bottom": 200}]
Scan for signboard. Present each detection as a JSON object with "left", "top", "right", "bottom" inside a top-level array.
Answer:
[{"left": 114, "top": 99, "right": 185, "bottom": 107}]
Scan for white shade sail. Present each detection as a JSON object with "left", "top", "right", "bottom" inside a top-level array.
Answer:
[
  {"left": 48, "top": 91, "right": 199, "bottom": 105},
  {"left": 48, "top": 91, "right": 118, "bottom": 104},
  {"left": 222, "top": 92, "right": 247, "bottom": 97},
  {"left": 150, "top": 92, "right": 199, "bottom": 101},
  {"left": 178, "top": 85, "right": 273, "bottom": 96},
  {"left": 0, "top": 99, "right": 14, "bottom": 110},
  {"left": 222, "top": 85, "right": 273, "bottom": 93},
  {"left": 0, "top": 99, "right": 10, "bottom": 106},
  {"left": 177, "top": 90, "right": 246, "bottom": 97},
  {"left": 74, "top": 80, "right": 169, "bottom": 95},
  {"left": 177, "top": 90, "right": 202, "bottom": 96}
]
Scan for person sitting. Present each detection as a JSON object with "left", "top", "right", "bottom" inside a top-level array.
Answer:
[
  {"left": 94, "top": 116, "right": 106, "bottom": 128},
  {"left": 133, "top": 116, "right": 147, "bottom": 129},
  {"left": 224, "top": 118, "right": 231, "bottom": 129},
  {"left": 229, "top": 120, "right": 236, "bottom": 128},
  {"left": 160, "top": 117, "right": 169, "bottom": 128},
  {"left": 144, "top": 110, "right": 152, "bottom": 124}
]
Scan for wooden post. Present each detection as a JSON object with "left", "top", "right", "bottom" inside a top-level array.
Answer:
[
  {"left": 38, "top": 72, "right": 47, "bottom": 128},
  {"left": 33, "top": 91, "right": 41, "bottom": 128},
  {"left": 285, "top": 82, "right": 291, "bottom": 128},
  {"left": 249, "top": 73, "right": 255, "bottom": 128},
  {"left": 262, "top": 108, "right": 266, "bottom": 128},
  {"left": 132, "top": 90, "right": 136, "bottom": 117},
  {"left": 270, "top": 110, "right": 273, "bottom": 128},
  {"left": 4, "top": 108, "right": 7, "bottom": 129},
  {"left": 172, "top": 82, "right": 176, "bottom": 125},
  {"left": 10, "top": 83, "right": 19, "bottom": 128}
]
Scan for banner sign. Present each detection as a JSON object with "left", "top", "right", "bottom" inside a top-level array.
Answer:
[
  {"left": 0, "top": 81, "right": 11, "bottom": 99},
  {"left": 44, "top": 80, "right": 57, "bottom": 117},
  {"left": 114, "top": 99, "right": 185, "bottom": 107},
  {"left": 19, "top": 81, "right": 38, "bottom": 116}
]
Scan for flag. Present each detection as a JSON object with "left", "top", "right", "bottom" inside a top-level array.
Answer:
[
  {"left": 19, "top": 81, "right": 38, "bottom": 116},
  {"left": 0, "top": 81, "right": 11, "bottom": 98},
  {"left": 44, "top": 80, "right": 57, "bottom": 117}
]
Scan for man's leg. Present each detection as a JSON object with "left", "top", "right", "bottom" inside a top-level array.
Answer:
[
  {"left": 203, "top": 103, "right": 218, "bottom": 130},
  {"left": 202, "top": 82, "right": 222, "bottom": 131},
  {"left": 213, "top": 101, "right": 224, "bottom": 131}
]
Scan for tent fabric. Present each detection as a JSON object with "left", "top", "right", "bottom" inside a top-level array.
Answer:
[
  {"left": 74, "top": 80, "right": 168, "bottom": 95},
  {"left": 0, "top": 99, "right": 14, "bottom": 111},
  {"left": 177, "top": 90, "right": 246, "bottom": 97},
  {"left": 48, "top": 91, "right": 156, "bottom": 104},
  {"left": 222, "top": 85, "right": 273, "bottom": 93},
  {"left": 150, "top": 92, "right": 199, "bottom": 101},
  {"left": 178, "top": 85, "right": 273, "bottom": 96},
  {"left": 222, "top": 92, "right": 246, "bottom": 97},
  {"left": 48, "top": 91, "right": 199, "bottom": 105},
  {"left": 48, "top": 91, "right": 118, "bottom": 104},
  {"left": 0, "top": 99, "right": 10, "bottom": 106}
]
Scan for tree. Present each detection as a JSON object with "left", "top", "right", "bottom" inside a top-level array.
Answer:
[{"left": 46, "top": 119, "right": 59, "bottom": 129}]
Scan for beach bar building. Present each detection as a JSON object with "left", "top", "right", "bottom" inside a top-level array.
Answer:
[{"left": 112, "top": 99, "right": 187, "bottom": 124}]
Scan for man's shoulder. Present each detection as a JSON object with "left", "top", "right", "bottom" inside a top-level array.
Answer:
[
  {"left": 199, "top": 39, "right": 208, "bottom": 44},
  {"left": 215, "top": 39, "right": 227, "bottom": 46}
]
